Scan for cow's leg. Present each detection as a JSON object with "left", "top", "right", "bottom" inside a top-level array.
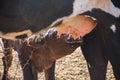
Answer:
[
  {"left": 2, "top": 40, "right": 13, "bottom": 80},
  {"left": 109, "top": 50, "right": 120, "bottom": 80},
  {"left": 108, "top": 31, "right": 120, "bottom": 80},
  {"left": 44, "top": 61, "right": 55, "bottom": 80},
  {"left": 81, "top": 31, "right": 108, "bottom": 80}
]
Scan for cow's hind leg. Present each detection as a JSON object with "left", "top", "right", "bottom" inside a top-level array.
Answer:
[
  {"left": 109, "top": 31, "right": 120, "bottom": 80},
  {"left": 2, "top": 40, "right": 13, "bottom": 80},
  {"left": 44, "top": 61, "right": 55, "bottom": 80},
  {"left": 109, "top": 50, "right": 120, "bottom": 80},
  {"left": 81, "top": 31, "right": 108, "bottom": 80}
]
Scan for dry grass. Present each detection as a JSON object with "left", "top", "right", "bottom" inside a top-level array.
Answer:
[{"left": 0, "top": 47, "right": 115, "bottom": 80}]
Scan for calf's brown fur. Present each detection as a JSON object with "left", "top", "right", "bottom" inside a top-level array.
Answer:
[{"left": 19, "top": 30, "right": 81, "bottom": 80}]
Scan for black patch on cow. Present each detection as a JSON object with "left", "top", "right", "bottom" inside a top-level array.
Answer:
[
  {"left": 111, "top": 0, "right": 120, "bottom": 8},
  {"left": 0, "top": 0, "right": 74, "bottom": 33},
  {"left": 115, "top": 16, "right": 120, "bottom": 41}
]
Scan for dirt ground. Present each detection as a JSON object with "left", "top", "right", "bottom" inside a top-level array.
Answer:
[{"left": 0, "top": 47, "right": 115, "bottom": 80}]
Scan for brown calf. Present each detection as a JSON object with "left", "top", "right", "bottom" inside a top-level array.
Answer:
[{"left": 2, "top": 31, "right": 81, "bottom": 80}]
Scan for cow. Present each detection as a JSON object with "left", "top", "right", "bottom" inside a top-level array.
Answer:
[{"left": 1, "top": 15, "right": 96, "bottom": 80}]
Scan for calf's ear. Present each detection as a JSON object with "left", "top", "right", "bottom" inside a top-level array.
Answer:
[{"left": 56, "top": 15, "right": 97, "bottom": 39}]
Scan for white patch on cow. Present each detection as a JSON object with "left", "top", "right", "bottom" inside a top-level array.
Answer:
[
  {"left": 72, "top": 0, "right": 120, "bottom": 17},
  {"left": 110, "top": 25, "right": 116, "bottom": 33},
  {"left": 0, "top": 29, "right": 32, "bottom": 40}
]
